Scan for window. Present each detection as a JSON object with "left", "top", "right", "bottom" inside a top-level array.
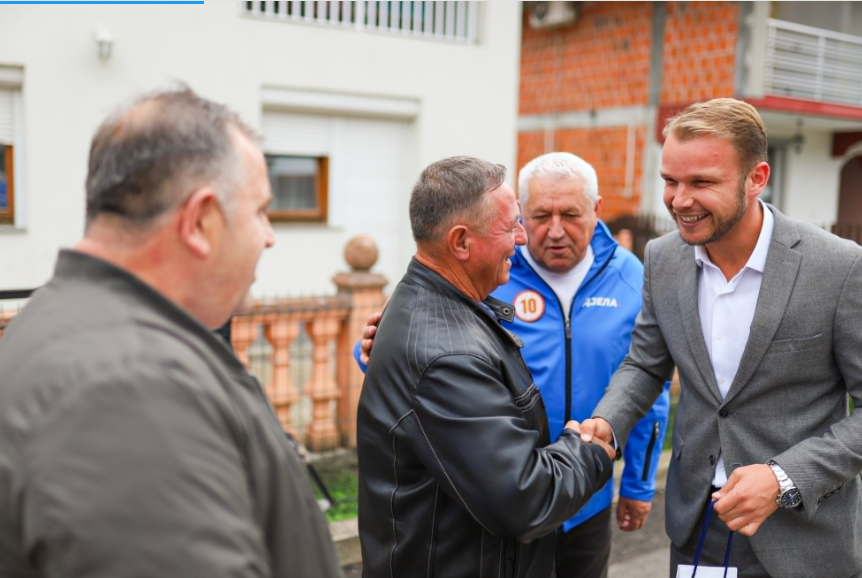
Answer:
[
  {"left": 0, "top": 144, "right": 12, "bottom": 224},
  {"left": 0, "top": 84, "right": 15, "bottom": 225},
  {"left": 265, "top": 154, "right": 328, "bottom": 222}
]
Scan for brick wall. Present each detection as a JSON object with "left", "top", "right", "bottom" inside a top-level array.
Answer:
[
  {"left": 520, "top": 1, "right": 654, "bottom": 116},
  {"left": 518, "top": 1, "right": 742, "bottom": 217},
  {"left": 661, "top": 1, "right": 739, "bottom": 104},
  {"left": 517, "top": 125, "right": 646, "bottom": 221}
]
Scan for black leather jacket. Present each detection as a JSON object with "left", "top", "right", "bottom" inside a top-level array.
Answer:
[{"left": 357, "top": 259, "right": 613, "bottom": 578}]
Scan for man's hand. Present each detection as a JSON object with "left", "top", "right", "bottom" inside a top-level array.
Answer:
[
  {"left": 567, "top": 420, "right": 615, "bottom": 460},
  {"left": 359, "top": 311, "right": 382, "bottom": 365},
  {"left": 563, "top": 419, "right": 581, "bottom": 435},
  {"left": 358, "top": 298, "right": 390, "bottom": 365},
  {"left": 617, "top": 497, "right": 651, "bottom": 532},
  {"left": 712, "top": 464, "right": 780, "bottom": 536},
  {"left": 578, "top": 417, "right": 614, "bottom": 445}
]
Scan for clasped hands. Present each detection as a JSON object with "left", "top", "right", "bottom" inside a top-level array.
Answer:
[{"left": 579, "top": 418, "right": 781, "bottom": 537}]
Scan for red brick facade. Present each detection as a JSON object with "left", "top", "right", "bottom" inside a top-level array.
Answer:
[
  {"left": 518, "top": 1, "right": 741, "bottom": 219},
  {"left": 520, "top": 1, "right": 653, "bottom": 115},
  {"left": 661, "top": 1, "right": 739, "bottom": 104},
  {"left": 518, "top": 126, "right": 646, "bottom": 219}
]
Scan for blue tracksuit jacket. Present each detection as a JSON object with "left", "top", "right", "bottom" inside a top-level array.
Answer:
[
  {"left": 354, "top": 220, "right": 670, "bottom": 533},
  {"left": 491, "top": 221, "right": 670, "bottom": 532}
]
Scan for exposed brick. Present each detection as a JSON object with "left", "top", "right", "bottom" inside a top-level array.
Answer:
[
  {"left": 517, "top": 2, "right": 741, "bottom": 217},
  {"left": 661, "top": 1, "right": 739, "bottom": 103},
  {"left": 520, "top": 1, "right": 654, "bottom": 115},
  {"left": 517, "top": 127, "right": 643, "bottom": 219}
]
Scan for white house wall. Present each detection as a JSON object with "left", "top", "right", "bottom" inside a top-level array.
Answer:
[
  {"left": 260, "top": 110, "right": 413, "bottom": 295},
  {"left": 780, "top": 130, "right": 843, "bottom": 226},
  {"left": 0, "top": 2, "right": 521, "bottom": 295}
]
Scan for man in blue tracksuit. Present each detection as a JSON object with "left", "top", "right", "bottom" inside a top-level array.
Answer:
[{"left": 356, "top": 152, "right": 670, "bottom": 578}]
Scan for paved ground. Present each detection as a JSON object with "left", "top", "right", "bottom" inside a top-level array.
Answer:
[
  {"left": 342, "top": 489, "right": 671, "bottom": 577},
  {"left": 608, "top": 488, "right": 670, "bottom": 578}
]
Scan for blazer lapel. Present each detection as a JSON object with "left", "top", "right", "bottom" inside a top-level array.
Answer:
[
  {"left": 724, "top": 207, "right": 801, "bottom": 405},
  {"left": 676, "top": 242, "right": 723, "bottom": 403}
]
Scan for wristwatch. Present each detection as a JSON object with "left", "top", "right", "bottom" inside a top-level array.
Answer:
[{"left": 766, "top": 460, "right": 802, "bottom": 508}]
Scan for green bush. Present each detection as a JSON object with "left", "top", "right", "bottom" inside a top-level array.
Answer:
[{"left": 308, "top": 452, "right": 359, "bottom": 523}]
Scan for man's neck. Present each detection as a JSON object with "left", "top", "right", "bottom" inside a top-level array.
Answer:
[
  {"left": 75, "top": 223, "right": 210, "bottom": 326},
  {"left": 414, "top": 251, "right": 485, "bottom": 302}
]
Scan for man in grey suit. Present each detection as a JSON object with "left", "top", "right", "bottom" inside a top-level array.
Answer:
[{"left": 581, "top": 98, "right": 862, "bottom": 578}]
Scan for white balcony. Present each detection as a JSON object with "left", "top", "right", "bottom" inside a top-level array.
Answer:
[
  {"left": 240, "top": 1, "right": 478, "bottom": 44},
  {"left": 764, "top": 18, "right": 862, "bottom": 106}
]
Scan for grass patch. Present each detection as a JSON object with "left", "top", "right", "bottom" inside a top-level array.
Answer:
[
  {"left": 315, "top": 467, "right": 359, "bottom": 522},
  {"left": 308, "top": 450, "right": 359, "bottom": 523}
]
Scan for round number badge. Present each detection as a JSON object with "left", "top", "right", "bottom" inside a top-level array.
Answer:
[{"left": 513, "top": 290, "right": 545, "bottom": 322}]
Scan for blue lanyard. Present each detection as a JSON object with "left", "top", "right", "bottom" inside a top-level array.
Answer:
[{"left": 691, "top": 500, "right": 734, "bottom": 577}]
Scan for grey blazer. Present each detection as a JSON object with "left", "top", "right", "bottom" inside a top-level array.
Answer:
[{"left": 595, "top": 205, "right": 862, "bottom": 578}]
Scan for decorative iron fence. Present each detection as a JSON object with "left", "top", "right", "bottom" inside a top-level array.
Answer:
[
  {"left": 605, "top": 213, "right": 678, "bottom": 261},
  {"left": 831, "top": 221, "right": 862, "bottom": 246}
]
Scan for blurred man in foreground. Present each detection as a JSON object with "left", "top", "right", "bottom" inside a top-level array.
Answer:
[{"left": 0, "top": 88, "right": 344, "bottom": 577}]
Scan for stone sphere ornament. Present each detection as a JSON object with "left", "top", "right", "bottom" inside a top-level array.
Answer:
[{"left": 344, "top": 235, "right": 379, "bottom": 272}]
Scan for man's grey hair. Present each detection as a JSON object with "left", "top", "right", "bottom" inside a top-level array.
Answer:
[
  {"left": 518, "top": 152, "right": 599, "bottom": 207},
  {"left": 409, "top": 156, "right": 507, "bottom": 243},
  {"left": 85, "top": 87, "right": 258, "bottom": 229}
]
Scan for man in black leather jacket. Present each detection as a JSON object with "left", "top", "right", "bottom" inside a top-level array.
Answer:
[{"left": 357, "top": 156, "right": 615, "bottom": 578}]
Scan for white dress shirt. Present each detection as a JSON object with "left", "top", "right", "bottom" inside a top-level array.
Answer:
[{"left": 696, "top": 200, "right": 774, "bottom": 487}]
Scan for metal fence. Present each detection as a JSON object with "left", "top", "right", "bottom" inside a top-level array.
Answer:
[
  {"left": 832, "top": 221, "right": 862, "bottom": 246},
  {"left": 605, "top": 213, "right": 679, "bottom": 261}
]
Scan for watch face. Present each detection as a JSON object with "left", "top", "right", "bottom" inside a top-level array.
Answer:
[{"left": 780, "top": 488, "right": 802, "bottom": 508}]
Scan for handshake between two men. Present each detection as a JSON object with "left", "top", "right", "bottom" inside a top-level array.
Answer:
[{"left": 355, "top": 155, "right": 668, "bottom": 578}]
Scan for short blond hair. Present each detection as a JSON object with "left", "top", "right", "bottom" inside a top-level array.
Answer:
[{"left": 663, "top": 98, "right": 768, "bottom": 176}]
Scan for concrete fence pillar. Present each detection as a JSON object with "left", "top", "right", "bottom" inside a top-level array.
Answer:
[{"left": 332, "top": 235, "right": 388, "bottom": 448}]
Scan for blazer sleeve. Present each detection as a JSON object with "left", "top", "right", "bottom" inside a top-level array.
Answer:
[
  {"left": 619, "top": 381, "right": 671, "bottom": 501},
  {"left": 594, "top": 239, "right": 677, "bottom": 449}
]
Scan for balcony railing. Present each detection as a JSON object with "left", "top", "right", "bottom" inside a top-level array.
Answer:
[
  {"left": 240, "top": 1, "right": 478, "bottom": 44},
  {"left": 764, "top": 18, "right": 862, "bottom": 106}
]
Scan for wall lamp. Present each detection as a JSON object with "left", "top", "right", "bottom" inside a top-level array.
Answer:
[
  {"left": 790, "top": 118, "right": 805, "bottom": 154},
  {"left": 94, "top": 28, "right": 114, "bottom": 61}
]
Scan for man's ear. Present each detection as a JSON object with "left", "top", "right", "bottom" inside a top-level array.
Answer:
[
  {"left": 747, "top": 162, "right": 771, "bottom": 198},
  {"left": 446, "top": 224, "right": 472, "bottom": 262},
  {"left": 178, "top": 187, "right": 221, "bottom": 258},
  {"left": 594, "top": 196, "right": 603, "bottom": 218}
]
